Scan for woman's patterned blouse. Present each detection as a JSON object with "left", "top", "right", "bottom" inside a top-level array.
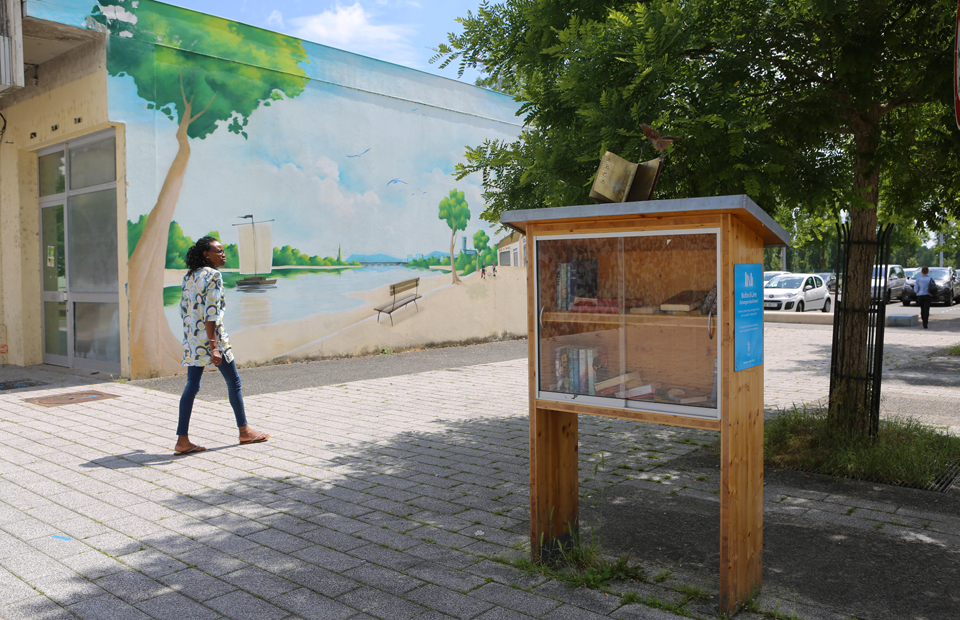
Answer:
[{"left": 180, "top": 267, "right": 234, "bottom": 367}]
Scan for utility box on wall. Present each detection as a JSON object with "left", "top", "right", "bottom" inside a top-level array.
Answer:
[{"left": 501, "top": 195, "right": 789, "bottom": 613}]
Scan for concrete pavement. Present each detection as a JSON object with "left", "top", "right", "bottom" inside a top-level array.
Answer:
[{"left": 0, "top": 320, "right": 958, "bottom": 620}]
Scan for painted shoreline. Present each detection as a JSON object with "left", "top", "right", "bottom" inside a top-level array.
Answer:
[
  {"left": 162, "top": 265, "right": 462, "bottom": 288},
  {"left": 163, "top": 266, "right": 362, "bottom": 287},
  {"left": 226, "top": 267, "right": 527, "bottom": 365}
]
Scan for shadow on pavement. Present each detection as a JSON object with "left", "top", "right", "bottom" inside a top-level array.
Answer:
[
  {"left": 36, "top": 412, "right": 960, "bottom": 620},
  {"left": 585, "top": 446, "right": 960, "bottom": 620}
]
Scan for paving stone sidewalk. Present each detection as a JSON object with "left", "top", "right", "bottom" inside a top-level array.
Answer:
[{"left": 0, "top": 322, "right": 958, "bottom": 620}]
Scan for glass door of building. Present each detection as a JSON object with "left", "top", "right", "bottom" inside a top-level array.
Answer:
[{"left": 38, "top": 131, "right": 121, "bottom": 373}]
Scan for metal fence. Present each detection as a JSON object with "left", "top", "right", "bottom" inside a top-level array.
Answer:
[{"left": 828, "top": 223, "right": 893, "bottom": 436}]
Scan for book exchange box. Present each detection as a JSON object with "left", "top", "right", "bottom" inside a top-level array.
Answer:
[{"left": 501, "top": 194, "right": 790, "bottom": 613}]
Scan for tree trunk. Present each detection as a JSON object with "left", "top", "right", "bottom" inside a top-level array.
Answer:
[
  {"left": 829, "top": 116, "right": 880, "bottom": 434},
  {"left": 127, "top": 105, "right": 194, "bottom": 378},
  {"left": 449, "top": 229, "right": 462, "bottom": 284}
]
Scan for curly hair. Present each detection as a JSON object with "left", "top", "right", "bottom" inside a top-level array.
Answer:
[{"left": 185, "top": 236, "right": 220, "bottom": 274}]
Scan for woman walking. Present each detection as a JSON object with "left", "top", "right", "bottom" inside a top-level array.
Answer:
[{"left": 174, "top": 236, "right": 269, "bottom": 455}]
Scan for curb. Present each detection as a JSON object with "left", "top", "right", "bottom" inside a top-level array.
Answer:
[
  {"left": 763, "top": 310, "right": 960, "bottom": 326},
  {"left": 763, "top": 311, "right": 833, "bottom": 325}
]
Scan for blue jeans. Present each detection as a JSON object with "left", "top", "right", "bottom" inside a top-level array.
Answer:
[{"left": 177, "top": 360, "right": 248, "bottom": 436}]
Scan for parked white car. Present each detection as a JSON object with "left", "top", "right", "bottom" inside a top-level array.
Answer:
[
  {"left": 763, "top": 273, "right": 832, "bottom": 312},
  {"left": 763, "top": 270, "right": 790, "bottom": 282}
]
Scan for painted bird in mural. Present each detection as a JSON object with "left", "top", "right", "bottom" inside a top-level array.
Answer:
[
  {"left": 641, "top": 124, "right": 678, "bottom": 153},
  {"left": 347, "top": 148, "right": 371, "bottom": 158},
  {"left": 387, "top": 178, "right": 408, "bottom": 185}
]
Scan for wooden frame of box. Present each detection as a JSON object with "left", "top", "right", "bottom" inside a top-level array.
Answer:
[{"left": 501, "top": 195, "right": 789, "bottom": 613}]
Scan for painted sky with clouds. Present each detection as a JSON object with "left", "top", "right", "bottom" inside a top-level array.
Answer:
[
  {"left": 162, "top": 0, "right": 484, "bottom": 83},
  {"left": 113, "top": 30, "right": 521, "bottom": 260}
]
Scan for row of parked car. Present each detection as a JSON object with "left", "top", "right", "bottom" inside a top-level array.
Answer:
[
  {"left": 761, "top": 271, "right": 835, "bottom": 313},
  {"left": 896, "top": 266, "right": 960, "bottom": 307},
  {"left": 761, "top": 265, "right": 960, "bottom": 313}
]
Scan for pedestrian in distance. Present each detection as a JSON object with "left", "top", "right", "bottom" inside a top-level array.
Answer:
[
  {"left": 174, "top": 236, "right": 269, "bottom": 455},
  {"left": 913, "top": 266, "right": 936, "bottom": 329}
]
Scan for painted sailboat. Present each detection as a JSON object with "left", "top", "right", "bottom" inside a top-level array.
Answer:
[{"left": 233, "top": 215, "right": 277, "bottom": 289}]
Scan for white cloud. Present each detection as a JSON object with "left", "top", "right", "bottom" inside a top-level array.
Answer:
[
  {"left": 290, "top": 3, "right": 420, "bottom": 68},
  {"left": 97, "top": 4, "right": 137, "bottom": 25},
  {"left": 316, "top": 155, "right": 340, "bottom": 180},
  {"left": 266, "top": 9, "right": 284, "bottom": 29},
  {"left": 374, "top": 0, "right": 421, "bottom": 7}
]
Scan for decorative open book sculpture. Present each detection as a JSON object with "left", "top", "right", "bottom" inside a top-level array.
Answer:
[{"left": 589, "top": 151, "right": 662, "bottom": 203}]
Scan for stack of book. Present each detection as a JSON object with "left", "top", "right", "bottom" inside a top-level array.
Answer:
[
  {"left": 552, "top": 345, "right": 609, "bottom": 395},
  {"left": 655, "top": 386, "right": 711, "bottom": 405},
  {"left": 659, "top": 290, "right": 710, "bottom": 313},
  {"left": 595, "top": 371, "right": 657, "bottom": 400},
  {"left": 569, "top": 297, "right": 621, "bottom": 313},
  {"left": 555, "top": 259, "right": 599, "bottom": 311}
]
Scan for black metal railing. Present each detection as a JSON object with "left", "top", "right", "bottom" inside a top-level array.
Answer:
[{"left": 828, "top": 223, "right": 893, "bottom": 436}]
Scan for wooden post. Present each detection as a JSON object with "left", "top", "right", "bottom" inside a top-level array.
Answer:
[
  {"left": 529, "top": 407, "right": 579, "bottom": 560},
  {"left": 526, "top": 228, "right": 580, "bottom": 559},
  {"left": 718, "top": 215, "right": 764, "bottom": 613}
]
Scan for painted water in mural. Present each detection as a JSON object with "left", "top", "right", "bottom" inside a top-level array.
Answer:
[
  {"left": 162, "top": 266, "right": 446, "bottom": 332},
  {"left": 61, "top": 0, "right": 528, "bottom": 376}
]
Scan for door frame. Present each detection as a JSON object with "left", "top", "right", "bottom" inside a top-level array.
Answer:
[{"left": 37, "top": 129, "right": 120, "bottom": 374}]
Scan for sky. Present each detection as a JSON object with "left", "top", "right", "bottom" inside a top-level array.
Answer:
[{"left": 163, "top": 0, "right": 485, "bottom": 84}]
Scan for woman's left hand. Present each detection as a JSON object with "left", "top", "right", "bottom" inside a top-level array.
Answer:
[{"left": 204, "top": 320, "right": 221, "bottom": 366}]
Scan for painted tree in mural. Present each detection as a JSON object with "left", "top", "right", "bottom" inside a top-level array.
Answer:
[
  {"left": 438, "top": 190, "right": 470, "bottom": 284},
  {"left": 473, "top": 230, "right": 490, "bottom": 270},
  {"left": 92, "top": 1, "right": 308, "bottom": 377}
]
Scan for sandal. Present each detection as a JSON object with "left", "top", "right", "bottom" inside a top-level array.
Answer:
[
  {"left": 239, "top": 432, "right": 269, "bottom": 445},
  {"left": 174, "top": 445, "right": 207, "bottom": 456}
]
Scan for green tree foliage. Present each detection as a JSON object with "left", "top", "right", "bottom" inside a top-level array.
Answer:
[
  {"left": 128, "top": 215, "right": 148, "bottom": 257},
  {"left": 481, "top": 248, "right": 496, "bottom": 267},
  {"left": 438, "top": 0, "right": 960, "bottom": 434},
  {"left": 439, "top": 190, "right": 471, "bottom": 283},
  {"left": 438, "top": 0, "right": 813, "bottom": 226},
  {"left": 165, "top": 221, "right": 193, "bottom": 269},
  {"left": 93, "top": 1, "right": 309, "bottom": 142},
  {"left": 272, "top": 245, "right": 351, "bottom": 267},
  {"left": 455, "top": 250, "right": 477, "bottom": 275},
  {"left": 223, "top": 244, "right": 240, "bottom": 269},
  {"left": 473, "top": 229, "right": 490, "bottom": 269},
  {"left": 406, "top": 256, "right": 444, "bottom": 269}
]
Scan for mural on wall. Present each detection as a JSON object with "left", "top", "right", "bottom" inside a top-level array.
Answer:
[{"left": 91, "top": 0, "right": 524, "bottom": 378}]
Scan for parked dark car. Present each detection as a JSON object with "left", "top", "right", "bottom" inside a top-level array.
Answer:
[
  {"left": 901, "top": 267, "right": 960, "bottom": 306},
  {"left": 871, "top": 264, "right": 907, "bottom": 303},
  {"left": 817, "top": 272, "right": 838, "bottom": 294}
]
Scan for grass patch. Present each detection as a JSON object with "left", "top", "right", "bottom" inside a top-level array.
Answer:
[
  {"left": 765, "top": 404, "right": 960, "bottom": 487},
  {"left": 498, "top": 528, "right": 644, "bottom": 590},
  {"left": 948, "top": 343, "right": 960, "bottom": 356}
]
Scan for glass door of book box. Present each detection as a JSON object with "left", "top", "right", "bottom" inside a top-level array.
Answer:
[{"left": 536, "top": 230, "right": 721, "bottom": 420}]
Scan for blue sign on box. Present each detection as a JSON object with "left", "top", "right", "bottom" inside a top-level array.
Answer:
[{"left": 734, "top": 264, "right": 763, "bottom": 371}]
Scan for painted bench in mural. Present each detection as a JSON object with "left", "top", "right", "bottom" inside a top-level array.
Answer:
[{"left": 374, "top": 278, "right": 422, "bottom": 325}]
